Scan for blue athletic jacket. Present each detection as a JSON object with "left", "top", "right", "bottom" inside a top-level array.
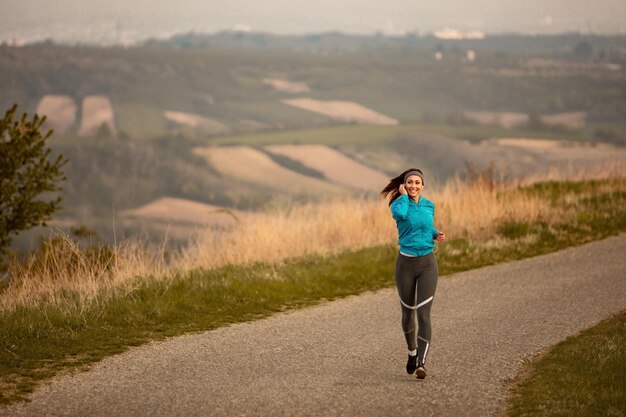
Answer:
[{"left": 391, "top": 194, "right": 439, "bottom": 256}]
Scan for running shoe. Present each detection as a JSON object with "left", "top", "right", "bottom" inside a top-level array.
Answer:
[
  {"left": 415, "top": 361, "right": 427, "bottom": 379},
  {"left": 406, "top": 354, "right": 417, "bottom": 374}
]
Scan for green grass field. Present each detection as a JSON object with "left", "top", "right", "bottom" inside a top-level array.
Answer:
[{"left": 507, "top": 310, "right": 626, "bottom": 417}]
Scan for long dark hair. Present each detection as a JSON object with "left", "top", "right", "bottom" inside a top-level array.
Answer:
[{"left": 380, "top": 168, "right": 423, "bottom": 206}]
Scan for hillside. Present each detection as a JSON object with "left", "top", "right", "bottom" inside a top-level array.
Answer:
[{"left": 2, "top": 33, "right": 625, "bottom": 141}]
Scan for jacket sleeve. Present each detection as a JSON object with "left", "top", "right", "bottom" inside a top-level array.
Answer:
[
  {"left": 431, "top": 204, "right": 439, "bottom": 239},
  {"left": 391, "top": 194, "right": 409, "bottom": 221}
]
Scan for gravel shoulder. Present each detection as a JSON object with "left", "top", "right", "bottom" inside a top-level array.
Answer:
[{"left": 3, "top": 235, "right": 626, "bottom": 417}]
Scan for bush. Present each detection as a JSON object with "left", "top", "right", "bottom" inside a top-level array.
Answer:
[{"left": 0, "top": 104, "right": 67, "bottom": 265}]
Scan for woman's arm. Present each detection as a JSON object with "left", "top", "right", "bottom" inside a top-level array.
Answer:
[
  {"left": 432, "top": 205, "right": 445, "bottom": 241},
  {"left": 391, "top": 187, "right": 410, "bottom": 221}
]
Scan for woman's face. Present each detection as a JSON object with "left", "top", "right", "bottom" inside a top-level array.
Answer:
[{"left": 405, "top": 175, "right": 423, "bottom": 199}]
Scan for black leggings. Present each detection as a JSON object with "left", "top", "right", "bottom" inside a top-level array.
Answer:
[{"left": 394, "top": 252, "right": 438, "bottom": 364}]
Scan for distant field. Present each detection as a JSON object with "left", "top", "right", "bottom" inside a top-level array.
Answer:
[
  {"left": 465, "top": 111, "right": 588, "bottom": 130},
  {"left": 203, "top": 123, "right": 623, "bottom": 184},
  {"left": 163, "top": 110, "right": 230, "bottom": 135},
  {"left": 495, "top": 138, "right": 562, "bottom": 149},
  {"left": 207, "top": 123, "right": 579, "bottom": 147},
  {"left": 266, "top": 144, "right": 389, "bottom": 191},
  {"left": 192, "top": 145, "right": 347, "bottom": 197},
  {"left": 120, "top": 197, "right": 245, "bottom": 227},
  {"left": 221, "top": 99, "right": 332, "bottom": 131},
  {"left": 36, "top": 95, "right": 76, "bottom": 134},
  {"left": 262, "top": 78, "right": 311, "bottom": 93},
  {"left": 78, "top": 95, "right": 116, "bottom": 137},
  {"left": 282, "top": 98, "right": 399, "bottom": 126},
  {"left": 119, "top": 197, "right": 246, "bottom": 240}
]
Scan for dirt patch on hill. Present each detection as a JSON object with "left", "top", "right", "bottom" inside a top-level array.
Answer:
[
  {"left": 121, "top": 197, "right": 245, "bottom": 227},
  {"left": 262, "top": 78, "right": 311, "bottom": 94},
  {"left": 192, "top": 146, "right": 346, "bottom": 196},
  {"left": 282, "top": 99, "right": 398, "bottom": 126},
  {"left": 78, "top": 96, "right": 117, "bottom": 137},
  {"left": 36, "top": 95, "right": 77, "bottom": 134},
  {"left": 163, "top": 111, "right": 230, "bottom": 135},
  {"left": 266, "top": 144, "right": 389, "bottom": 191},
  {"left": 119, "top": 197, "right": 248, "bottom": 239},
  {"left": 494, "top": 138, "right": 563, "bottom": 149}
]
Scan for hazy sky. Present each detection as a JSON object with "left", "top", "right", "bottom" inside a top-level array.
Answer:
[{"left": 2, "top": 0, "right": 625, "bottom": 44}]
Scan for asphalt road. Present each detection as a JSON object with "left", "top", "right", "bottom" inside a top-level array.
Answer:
[{"left": 3, "top": 235, "right": 625, "bottom": 417}]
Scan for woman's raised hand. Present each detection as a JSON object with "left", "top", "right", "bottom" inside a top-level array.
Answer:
[{"left": 399, "top": 184, "right": 407, "bottom": 195}]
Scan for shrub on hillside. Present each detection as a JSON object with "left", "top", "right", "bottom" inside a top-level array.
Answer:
[{"left": 0, "top": 104, "right": 67, "bottom": 266}]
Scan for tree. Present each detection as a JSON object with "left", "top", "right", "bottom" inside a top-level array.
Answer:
[{"left": 0, "top": 104, "right": 68, "bottom": 260}]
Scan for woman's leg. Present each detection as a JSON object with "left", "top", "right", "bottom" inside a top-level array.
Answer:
[
  {"left": 395, "top": 255, "right": 418, "bottom": 352},
  {"left": 416, "top": 253, "right": 438, "bottom": 364}
]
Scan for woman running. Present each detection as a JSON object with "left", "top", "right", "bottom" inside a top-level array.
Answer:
[{"left": 380, "top": 168, "right": 445, "bottom": 379}]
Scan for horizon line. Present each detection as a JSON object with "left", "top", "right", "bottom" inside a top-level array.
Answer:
[{"left": 3, "top": 28, "right": 626, "bottom": 48}]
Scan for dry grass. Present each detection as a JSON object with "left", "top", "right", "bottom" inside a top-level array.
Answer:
[
  {"left": 2, "top": 237, "right": 165, "bottom": 309},
  {"left": 434, "top": 179, "right": 552, "bottom": 238},
  {"left": 182, "top": 199, "right": 394, "bottom": 269},
  {"left": 1, "top": 168, "right": 624, "bottom": 311},
  {"left": 184, "top": 178, "right": 557, "bottom": 269}
]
